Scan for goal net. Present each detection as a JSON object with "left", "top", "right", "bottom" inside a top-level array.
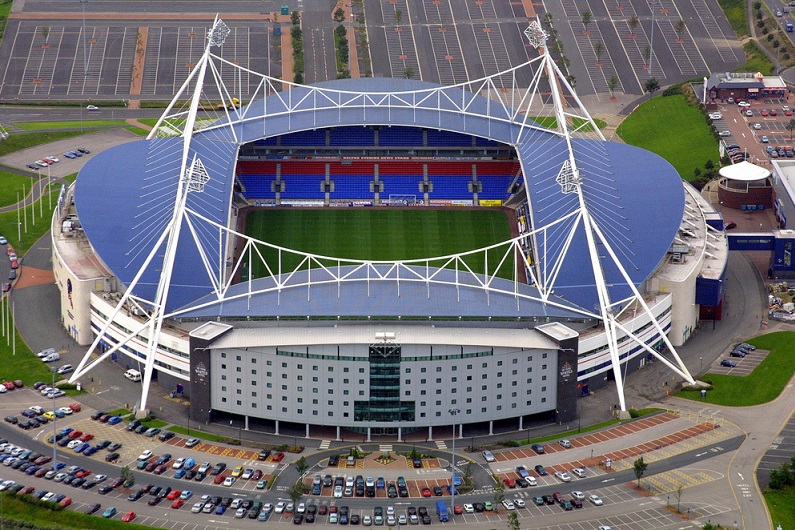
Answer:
[{"left": 387, "top": 194, "right": 418, "bottom": 206}]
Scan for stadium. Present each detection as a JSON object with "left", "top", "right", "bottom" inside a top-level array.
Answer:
[{"left": 52, "top": 20, "right": 727, "bottom": 440}]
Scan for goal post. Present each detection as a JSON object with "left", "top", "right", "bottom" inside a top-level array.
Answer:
[{"left": 387, "top": 194, "right": 418, "bottom": 205}]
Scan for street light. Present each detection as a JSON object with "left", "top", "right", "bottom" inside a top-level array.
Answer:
[
  {"left": 448, "top": 408, "right": 460, "bottom": 516},
  {"left": 80, "top": 0, "right": 88, "bottom": 77},
  {"left": 51, "top": 369, "right": 58, "bottom": 466},
  {"left": 648, "top": 0, "right": 657, "bottom": 77}
]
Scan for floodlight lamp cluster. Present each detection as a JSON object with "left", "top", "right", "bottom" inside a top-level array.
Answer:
[{"left": 524, "top": 20, "right": 549, "bottom": 50}]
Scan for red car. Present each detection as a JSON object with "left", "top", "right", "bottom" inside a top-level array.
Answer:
[
  {"left": 786, "top": 109, "right": 793, "bottom": 116},
  {"left": 761, "top": 109, "right": 769, "bottom": 116},
  {"left": 503, "top": 478, "right": 516, "bottom": 488},
  {"left": 75, "top": 469, "right": 92, "bottom": 478},
  {"left": 166, "top": 489, "right": 181, "bottom": 500},
  {"left": 271, "top": 451, "right": 285, "bottom": 462},
  {"left": 67, "top": 430, "right": 83, "bottom": 439},
  {"left": 121, "top": 511, "right": 136, "bottom": 522},
  {"left": 453, "top": 505, "right": 463, "bottom": 515},
  {"left": 68, "top": 403, "right": 81, "bottom": 412},
  {"left": 771, "top": 109, "right": 778, "bottom": 116},
  {"left": 153, "top": 465, "right": 167, "bottom": 475},
  {"left": 252, "top": 470, "right": 263, "bottom": 480},
  {"left": 213, "top": 474, "right": 226, "bottom": 485},
  {"left": 5, "top": 247, "right": 13, "bottom": 256},
  {"left": 79, "top": 433, "right": 94, "bottom": 442},
  {"left": 2, "top": 382, "right": 14, "bottom": 390},
  {"left": 421, "top": 487, "right": 432, "bottom": 497},
  {"left": 59, "top": 497, "right": 72, "bottom": 507},
  {"left": 9, "top": 259, "right": 17, "bottom": 270},
  {"left": 20, "top": 486, "right": 34, "bottom": 495},
  {"left": 2, "top": 283, "right": 10, "bottom": 293},
  {"left": 171, "top": 499, "right": 184, "bottom": 509},
  {"left": 552, "top": 492, "right": 565, "bottom": 504}
]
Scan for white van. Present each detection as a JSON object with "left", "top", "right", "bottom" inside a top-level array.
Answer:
[{"left": 124, "top": 369, "right": 142, "bottom": 382}]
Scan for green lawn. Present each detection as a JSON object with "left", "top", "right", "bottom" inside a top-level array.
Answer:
[
  {"left": 0, "top": 491, "right": 151, "bottom": 528},
  {"left": 617, "top": 94, "right": 718, "bottom": 181},
  {"left": 0, "top": 171, "right": 39, "bottom": 207},
  {"left": 766, "top": 488, "right": 795, "bottom": 530},
  {"left": 676, "top": 331, "right": 795, "bottom": 406},
  {"left": 716, "top": 0, "right": 749, "bottom": 37},
  {"left": 168, "top": 425, "right": 227, "bottom": 442},
  {"left": 245, "top": 209, "right": 513, "bottom": 279},
  {"left": 531, "top": 117, "right": 607, "bottom": 131},
  {"left": 0, "top": 131, "right": 90, "bottom": 157},
  {"left": 0, "top": 298, "right": 58, "bottom": 385},
  {"left": 14, "top": 120, "right": 129, "bottom": 130}
]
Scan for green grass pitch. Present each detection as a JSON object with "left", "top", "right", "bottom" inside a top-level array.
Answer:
[{"left": 244, "top": 209, "right": 514, "bottom": 279}]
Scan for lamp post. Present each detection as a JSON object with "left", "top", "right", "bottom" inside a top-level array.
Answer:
[
  {"left": 448, "top": 408, "right": 460, "bottom": 516},
  {"left": 51, "top": 369, "right": 58, "bottom": 466},
  {"left": 648, "top": 0, "right": 657, "bottom": 78}
]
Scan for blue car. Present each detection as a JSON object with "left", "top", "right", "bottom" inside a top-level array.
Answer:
[
  {"left": 174, "top": 469, "right": 186, "bottom": 479},
  {"left": 215, "top": 505, "right": 227, "bottom": 515},
  {"left": 59, "top": 427, "right": 73, "bottom": 436},
  {"left": 376, "top": 477, "right": 385, "bottom": 488},
  {"left": 107, "top": 416, "right": 122, "bottom": 425},
  {"left": 74, "top": 442, "right": 90, "bottom": 453},
  {"left": 102, "top": 506, "right": 117, "bottom": 518},
  {"left": 452, "top": 474, "right": 462, "bottom": 487},
  {"left": 53, "top": 462, "right": 66, "bottom": 470},
  {"left": 84, "top": 446, "right": 99, "bottom": 456},
  {"left": 445, "top": 485, "right": 458, "bottom": 495},
  {"left": 720, "top": 359, "right": 737, "bottom": 367},
  {"left": 183, "top": 458, "right": 195, "bottom": 470},
  {"left": 63, "top": 152, "right": 77, "bottom": 159},
  {"left": 54, "top": 410, "right": 65, "bottom": 419}
]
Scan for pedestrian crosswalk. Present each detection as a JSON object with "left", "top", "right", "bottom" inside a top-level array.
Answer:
[
  {"left": 319, "top": 440, "right": 331, "bottom": 449},
  {"left": 435, "top": 441, "right": 448, "bottom": 449}
]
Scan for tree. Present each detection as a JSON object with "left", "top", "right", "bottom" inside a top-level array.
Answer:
[
  {"left": 404, "top": 67, "right": 414, "bottom": 79},
  {"left": 507, "top": 510, "right": 520, "bottom": 530},
  {"left": 704, "top": 159, "right": 714, "bottom": 170},
  {"left": 594, "top": 42, "right": 604, "bottom": 64},
  {"left": 644, "top": 77, "right": 659, "bottom": 99},
  {"left": 462, "top": 462, "right": 474, "bottom": 487},
  {"left": 295, "top": 456, "right": 309, "bottom": 476},
  {"left": 787, "top": 119, "right": 795, "bottom": 140},
  {"left": 633, "top": 457, "right": 648, "bottom": 488},
  {"left": 607, "top": 75, "right": 618, "bottom": 97},
  {"left": 333, "top": 7, "right": 345, "bottom": 22},
  {"left": 628, "top": 15, "right": 639, "bottom": 36},
  {"left": 394, "top": 8, "right": 402, "bottom": 24},
  {"left": 493, "top": 479, "right": 505, "bottom": 507},
  {"left": 120, "top": 465, "right": 135, "bottom": 487},
  {"left": 675, "top": 19, "right": 686, "bottom": 41},
  {"left": 581, "top": 11, "right": 592, "bottom": 34},
  {"left": 287, "top": 482, "right": 304, "bottom": 503},
  {"left": 291, "top": 10, "right": 300, "bottom": 25},
  {"left": 674, "top": 481, "right": 684, "bottom": 512}
]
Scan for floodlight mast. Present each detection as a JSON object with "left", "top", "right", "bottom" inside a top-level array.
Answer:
[
  {"left": 70, "top": 17, "right": 228, "bottom": 415},
  {"left": 529, "top": 19, "right": 695, "bottom": 412}
]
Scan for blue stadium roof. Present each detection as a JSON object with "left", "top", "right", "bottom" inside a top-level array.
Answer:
[{"left": 73, "top": 76, "right": 684, "bottom": 317}]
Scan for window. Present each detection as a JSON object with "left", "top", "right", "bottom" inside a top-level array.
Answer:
[
  {"left": 511, "top": 370, "right": 517, "bottom": 375},
  {"left": 267, "top": 383, "right": 272, "bottom": 388},
  {"left": 297, "top": 398, "right": 302, "bottom": 403},
  {"left": 512, "top": 358, "right": 518, "bottom": 364},
  {"left": 251, "top": 358, "right": 256, "bottom": 363},
  {"left": 421, "top": 367, "right": 427, "bottom": 373},
  {"left": 359, "top": 391, "right": 364, "bottom": 395},
  {"left": 359, "top": 379, "right": 365, "bottom": 385},
  {"left": 236, "top": 355, "right": 241, "bottom": 361},
  {"left": 267, "top": 360, "right": 272, "bottom": 366},
  {"left": 313, "top": 399, "right": 318, "bottom": 405},
  {"left": 267, "top": 372, "right": 272, "bottom": 377},
  {"left": 251, "top": 380, "right": 257, "bottom": 386},
  {"left": 420, "top": 390, "right": 426, "bottom": 395},
  {"left": 281, "top": 373, "right": 287, "bottom": 379},
  {"left": 496, "top": 405, "right": 502, "bottom": 410},
  {"left": 297, "top": 375, "right": 302, "bottom": 380},
  {"left": 236, "top": 389, "right": 241, "bottom": 395},
  {"left": 542, "top": 364, "right": 547, "bottom": 370},
  {"left": 328, "top": 411, "right": 334, "bottom": 417},
  {"left": 221, "top": 397, "right": 227, "bottom": 403},
  {"left": 328, "top": 378, "right": 333, "bottom": 383},
  {"left": 282, "top": 396, "right": 287, "bottom": 401},
  {"left": 436, "top": 400, "right": 441, "bottom": 406},
  {"left": 343, "top": 390, "right": 349, "bottom": 395},
  {"left": 343, "top": 367, "right": 349, "bottom": 373},
  {"left": 359, "top": 368, "right": 365, "bottom": 373},
  {"left": 297, "top": 364, "right": 302, "bottom": 369},
  {"left": 328, "top": 389, "right": 334, "bottom": 394},
  {"left": 482, "top": 385, "right": 487, "bottom": 390},
  {"left": 313, "top": 365, "right": 318, "bottom": 371},
  {"left": 252, "top": 403, "right": 257, "bottom": 408},
  {"left": 405, "top": 391, "right": 411, "bottom": 396},
  {"left": 542, "top": 375, "right": 547, "bottom": 381},
  {"left": 467, "top": 375, "right": 472, "bottom": 381},
  {"left": 343, "top": 401, "right": 349, "bottom": 406},
  {"left": 221, "top": 364, "right": 226, "bottom": 370},
  {"left": 482, "top": 374, "right": 487, "bottom": 380},
  {"left": 482, "top": 362, "right": 487, "bottom": 368},
  {"left": 452, "top": 366, "right": 457, "bottom": 371},
  {"left": 313, "top": 377, "right": 318, "bottom": 382},
  {"left": 281, "top": 362, "right": 287, "bottom": 368},
  {"left": 251, "top": 369, "right": 257, "bottom": 375},
  {"left": 482, "top": 396, "right": 487, "bottom": 401},
  {"left": 421, "top": 379, "right": 426, "bottom": 384},
  {"left": 512, "top": 381, "right": 517, "bottom": 386},
  {"left": 435, "top": 412, "right": 441, "bottom": 417},
  {"left": 221, "top": 375, "right": 227, "bottom": 381},
  {"left": 313, "top": 388, "right": 318, "bottom": 394},
  {"left": 343, "top": 379, "right": 349, "bottom": 384},
  {"left": 236, "top": 378, "right": 241, "bottom": 384},
  {"left": 497, "top": 361, "right": 503, "bottom": 366},
  {"left": 497, "top": 383, "right": 502, "bottom": 389},
  {"left": 466, "top": 398, "right": 472, "bottom": 403},
  {"left": 451, "top": 388, "right": 456, "bottom": 393},
  {"left": 436, "top": 367, "right": 442, "bottom": 372},
  {"left": 267, "top": 394, "right": 272, "bottom": 399},
  {"left": 436, "top": 378, "right": 441, "bottom": 383},
  {"left": 526, "top": 356, "right": 532, "bottom": 362},
  {"left": 312, "top": 410, "right": 317, "bottom": 415},
  {"left": 481, "top": 407, "right": 487, "bottom": 413},
  {"left": 526, "top": 378, "right": 532, "bottom": 384},
  {"left": 328, "top": 400, "right": 334, "bottom": 406},
  {"left": 237, "top": 400, "right": 242, "bottom": 405},
  {"left": 297, "top": 408, "right": 302, "bottom": 414},
  {"left": 405, "top": 368, "right": 411, "bottom": 374},
  {"left": 496, "top": 394, "right": 502, "bottom": 400},
  {"left": 221, "top": 353, "right": 226, "bottom": 358},
  {"left": 252, "top": 391, "right": 258, "bottom": 397},
  {"left": 297, "top": 386, "right": 303, "bottom": 392},
  {"left": 436, "top": 389, "right": 441, "bottom": 394},
  {"left": 405, "top": 379, "right": 411, "bottom": 385},
  {"left": 282, "top": 406, "right": 287, "bottom": 412},
  {"left": 542, "top": 386, "right": 547, "bottom": 392},
  {"left": 467, "top": 364, "right": 472, "bottom": 370},
  {"left": 221, "top": 386, "right": 227, "bottom": 392},
  {"left": 541, "top": 397, "right": 547, "bottom": 403}
]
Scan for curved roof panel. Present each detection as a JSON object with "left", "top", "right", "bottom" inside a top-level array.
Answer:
[{"left": 74, "top": 76, "right": 684, "bottom": 315}]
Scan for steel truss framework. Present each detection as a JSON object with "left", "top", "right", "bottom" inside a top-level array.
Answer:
[{"left": 70, "top": 17, "right": 694, "bottom": 415}]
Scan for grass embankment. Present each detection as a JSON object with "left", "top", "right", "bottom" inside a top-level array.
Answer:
[
  {"left": 168, "top": 425, "right": 227, "bottom": 442},
  {"left": 717, "top": 0, "right": 749, "bottom": 37},
  {"left": 676, "top": 331, "right": 795, "bottom": 406},
  {"left": 532, "top": 117, "right": 607, "bottom": 131},
  {"left": 14, "top": 120, "right": 130, "bottom": 131},
  {"left": 0, "top": 491, "right": 151, "bottom": 528},
  {"left": 617, "top": 94, "right": 717, "bottom": 181},
  {"left": 766, "top": 488, "right": 795, "bottom": 529},
  {"left": 0, "top": 131, "right": 90, "bottom": 157}
]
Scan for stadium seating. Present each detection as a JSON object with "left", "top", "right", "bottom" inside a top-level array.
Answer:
[
  {"left": 330, "top": 127, "right": 376, "bottom": 146},
  {"left": 426, "top": 130, "right": 474, "bottom": 147},
  {"left": 378, "top": 126, "right": 424, "bottom": 146}
]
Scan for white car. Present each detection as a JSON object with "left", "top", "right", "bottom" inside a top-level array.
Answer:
[
  {"left": 571, "top": 491, "right": 585, "bottom": 500},
  {"left": 93, "top": 474, "right": 107, "bottom": 483},
  {"left": 571, "top": 467, "right": 587, "bottom": 478},
  {"left": 172, "top": 457, "right": 185, "bottom": 469},
  {"left": 86, "top": 105, "right": 99, "bottom": 111},
  {"left": 274, "top": 501, "right": 286, "bottom": 514},
  {"left": 42, "top": 353, "right": 60, "bottom": 362},
  {"left": 482, "top": 449, "right": 495, "bottom": 462},
  {"left": 362, "top": 515, "right": 372, "bottom": 526},
  {"left": 47, "top": 156, "right": 60, "bottom": 163},
  {"left": 333, "top": 485, "right": 343, "bottom": 498},
  {"left": 398, "top": 515, "right": 407, "bottom": 525},
  {"left": 53, "top": 473, "right": 67, "bottom": 482},
  {"left": 262, "top": 503, "right": 273, "bottom": 514},
  {"left": 0, "top": 480, "right": 14, "bottom": 491},
  {"left": 67, "top": 440, "right": 82, "bottom": 449},
  {"left": 57, "top": 407, "right": 73, "bottom": 415},
  {"left": 709, "top": 113, "right": 722, "bottom": 120},
  {"left": 597, "top": 527, "right": 612, "bottom": 530},
  {"left": 365, "top": 476, "right": 375, "bottom": 487},
  {"left": 501, "top": 499, "right": 515, "bottom": 510},
  {"left": 525, "top": 475, "right": 538, "bottom": 486},
  {"left": 754, "top": 123, "right": 762, "bottom": 130},
  {"left": 137, "top": 450, "right": 152, "bottom": 460},
  {"left": 36, "top": 348, "right": 56, "bottom": 358},
  {"left": 330, "top": 513, "right": 339, "bottom": 524},
  {"left": 296, "top": 502, "right": 306, "bottom": 513},
  {"left": 234, "top": 507, "right": 247, "bottom": 518},
  {"left": 223, "top": 476, "right": 235, "bottom": 487},
  {"left": 241, "top": 468, "right": 253, "bottom": 480},
  {"left": 554, "top": 470, "right": 571, "bottom": 482},
  {"left": 463, "top": 503, "right": 474, "bottom": 513},
  {"left": 589, "top": 494, "right": 604, "bottom": 506},
  {"left": 197, "top": 462, "right": 211, "bottom": 474},
  {"left": 230, "top": 498, "right": 242, "bottom": 509},
  {"left": 42, "top": 491, "right": 57, "bottom": 502},
  {"left": 718, "top": 130, "right": 732, "bottom": 137},
  {"left": 738, "top": 101, "right": 751, "bottom": 107},
  {"left": 386, "top": 506, "right": 395, "bottom": 516},
  {"left": 190, "top": 502, "right": 204, "bottom": 513},
  {"left": 514, "top": 498, "right": 526, "bottom": 508}
]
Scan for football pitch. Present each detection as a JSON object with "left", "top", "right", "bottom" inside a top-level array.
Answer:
[{"left": 244, "top": 208, "right": 514, "bottom": 279}]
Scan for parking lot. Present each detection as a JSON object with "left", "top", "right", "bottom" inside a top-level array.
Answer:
[{"left": 708, "top": 348, "right": 768, "bottom": 376}]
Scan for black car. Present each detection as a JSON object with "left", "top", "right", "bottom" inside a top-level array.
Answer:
[
  {"left": 91, "top": 411, "right": 105, "bottom": 420},
  {"left": 82, "top": 480, "right": 97, "bottom": 490},
  {"left": 531, "top": 444, "right": 545, "bottom": 454},
  {"left": 158, "top": 431, "right": 175, "bottom": 442},
  {"left": 35, "top": 416, "right": 48, "bottom": 424},
  {"left": 387, "top": 484, "right": 398, "bottom": 498},
  {"left": 328, "top": 455, "right": 339, "bottom": 467},
  {"left": 77, "top": 148, "right": 90, "bottom": 154},
  {"left": 721, "top": 359, "right": 737, "bottom": 367},
  {"left": 195, "top": 471, "right": 207, "bottom": 482},
  {"left": 185, "top": 470, "right": 197, "bottom": 480},
  {"left": 3, "top": 416, "right": 17, "bottom": 424},
  {"left": 28, "top": 419, "right": 40, "bottom": 428},
  {"left": 126, "top": 419, "right": 140, "bottom": 431},
  {"left": 542, "top": 495, "right": 555, "bottom": 505},
  {"left": 211, "top": 463, "right": 227, "bottom": 476},
  {"left": 148, "top": 496, "right": 164, "bottom": 506},
  {"left": 107, "top": 442, "right": 122, "bottom": 451},
  {"left": 534, "top": 465, "right": 548, "bottom": 476},
  {"left": 105, "top": 452, "right": 120, "bottom": 462},
  {"left": 293, "top": 513, "right": 304, "bottom": 525},
  {"left": 730, "top": 350, "right": 746, "bottom": 358},
  {"left": 96, "top": 440, "right": 111, "bottom": 450},
  {"left": 26, "top": 164, "right": 40, "bottom": 171},
  {"left": 154, "top": 454, "right": 172, "bottom": 466},
  {"left": 127, "top": 489, "right": 144, "bottom": 501},
  {"left": 257, "top": 449, "right": 271, "bottom": 461},
  {"left": 323, "top": 475, "right": 333, "bottom": 487},
  {"left": 20, "top": 410, "right": 36, "bottom": 418},
  {"left": 71, "top": 477, "right": 86, "bottom": 488},
  {"left": 98, "top": 485, "right": 115, "bottom": 494},
  {"left": 85, "top": 503, "right": 101, "bottom": 514},
  {"left": 134, "top": 424, "right": 148, "bottom": 434},
  {"left": 432, "top": 486, "right": 443, "bottom": 496}
]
